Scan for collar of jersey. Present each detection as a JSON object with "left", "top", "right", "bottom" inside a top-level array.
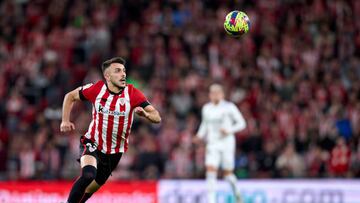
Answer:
[
  {"left": 212, "top": 99, "right": 225, "bottom": 106},
  {"left": 105, "top": 83, "right": 125, "bottom": 95}
]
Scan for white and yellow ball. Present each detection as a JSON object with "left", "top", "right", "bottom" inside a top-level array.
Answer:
[{"left": 224, "top": 11, "right": 250, "bottom": 37}]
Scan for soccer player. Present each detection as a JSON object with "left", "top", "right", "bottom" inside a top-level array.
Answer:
[
  {"left": 194, "top": 84, "right": 246, "bottom": 203},
  {"left": 60, "top": 57, "right": 161, "bottom": 203}
]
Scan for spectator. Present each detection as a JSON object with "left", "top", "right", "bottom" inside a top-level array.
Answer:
[
  {"left": 256, "top": 140, "right": 277, "bottom": 178},
  {"left": 305, "top": 144, "right": 328, "bottom": 178},
  {"left": 329, "top": 137, "right": 351, "bottom": 177},
  {"left": 276, "top": 142, "right": 305, "bottom": 178}
]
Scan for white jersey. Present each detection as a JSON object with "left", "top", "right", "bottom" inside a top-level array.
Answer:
[{"left": 197, "top": 100, "right": 246, "bottom": 148}]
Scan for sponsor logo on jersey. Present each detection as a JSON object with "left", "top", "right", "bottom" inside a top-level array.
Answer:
[
  {"left": 119, "top": 98, "right": 125, "bottom": 105},
  {"left": 98, "top": 105, "right": 125, "bottom": 116}
]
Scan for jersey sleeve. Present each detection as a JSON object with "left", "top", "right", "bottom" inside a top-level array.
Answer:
[
  {"left": 196, "top": 106, "right": 207, "bottom": 139},
  {"left": 130, "top": 86, "right": 150, "bottom": 108},
  {"left": 79, "top": 83, "right": 97, "bottom": 103},
  {"left": 227, "top": 103, "right": 247, "bottom": 134}
]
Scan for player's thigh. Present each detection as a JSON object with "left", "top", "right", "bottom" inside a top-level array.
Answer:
[
  {"left": 95, "top": 153, "right": 122, "bottom": 185},
  {"left": 205, "top": 148, "right": 221, "bottom": 169},
  {"left": 221, "top": 149, "right": 235, "bottom": 171},
  {"left": 80, "top": 155, "right": 97, "bottom": 168},
  {"left": 79, "top": 136, "right": 99, "bottom": 168}
]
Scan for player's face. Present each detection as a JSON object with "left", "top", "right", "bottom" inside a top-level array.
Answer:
[
  {"left": 106, "top": 63, "right": 127, "bottom": 89},
  {"left": 209, "top": 87, "right": 224, "bottom": 103}
]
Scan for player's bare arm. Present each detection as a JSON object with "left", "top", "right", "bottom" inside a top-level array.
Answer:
[
  {"left": 60, "top": 87, "right": 81, "bottom": 132},
  {"left": 134, "top": 105, "right": 161, "bottom": 123},
  {"left": 192, "top": 136, "right": 204, "bottom": 146}
]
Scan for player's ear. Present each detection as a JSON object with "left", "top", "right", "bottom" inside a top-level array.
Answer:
[{"left": 103, "top": 69, "right": 110, "bottom": 81}]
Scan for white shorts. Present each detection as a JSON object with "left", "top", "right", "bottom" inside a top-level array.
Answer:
[{"left": 205, "top": 147, "right": 235, "bottom": 170}]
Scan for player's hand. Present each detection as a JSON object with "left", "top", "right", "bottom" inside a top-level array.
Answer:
[
  {"left": 134, "top": 107, "right": 149, "bottom": 118},
  {"left": 192, "top": 136, "right": 203, "bottom": 145},
  {"left": 60, "top": 121, "right": 75, "bottom": 132},
  {"left": 220, "top": 128, "right": 229, "bottom": 136}
]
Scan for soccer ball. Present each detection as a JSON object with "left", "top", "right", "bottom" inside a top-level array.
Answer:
[{"left": 224, "top": 10, "right": 250, "bottom": 37}]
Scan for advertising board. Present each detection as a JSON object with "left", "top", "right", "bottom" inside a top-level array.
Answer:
[
  {"left": 0, "top": 181, "right": 157, "bottom": 203},
  {"left": 158, "top": 180, "right": 360, "bottom": 203}
]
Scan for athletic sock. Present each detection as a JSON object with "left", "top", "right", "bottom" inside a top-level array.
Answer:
[
  {"left": 206, "top": 171, "right": 217, "bottom": 203},
  {"left": 79, "top": 193, "right": 93, "bottom": 203},
  {"left": 67, "top": 165, "right": 97, "bottom": 203},
  {"left": 224, "top": 173, "right": 243, "bottom": 203}
]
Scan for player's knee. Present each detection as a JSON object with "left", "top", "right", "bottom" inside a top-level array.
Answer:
[
  {"left": 206, "top": 165, "right": 218, "bottom": 172},
  {"left": 223, "top": 170, "right": 234, "bottom": 176},
  {"left": 81, "top": 165, "right": 97, "bottom": 184}
]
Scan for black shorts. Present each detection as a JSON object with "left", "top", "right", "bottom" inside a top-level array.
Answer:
[{"left": 79, "top": 136, "right": 122, "bottom": 185}]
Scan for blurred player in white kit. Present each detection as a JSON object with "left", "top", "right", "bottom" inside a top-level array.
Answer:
[{"left": 195, "top": 84, "right": 246, "bottom": 203}]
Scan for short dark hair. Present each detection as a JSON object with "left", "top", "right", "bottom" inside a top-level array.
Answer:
[{"left": 102, "top": 57, "right": 126, "bottom": 73}]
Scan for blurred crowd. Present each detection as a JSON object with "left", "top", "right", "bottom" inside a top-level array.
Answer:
[{"left": 0, "top": 0, "right": 359, "bottom": 181}]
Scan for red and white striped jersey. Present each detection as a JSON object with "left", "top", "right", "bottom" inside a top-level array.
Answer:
[{"left": 79, "top": 80, "right": 149, "bottom": 154}]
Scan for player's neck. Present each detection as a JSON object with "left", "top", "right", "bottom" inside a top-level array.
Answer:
[
  {"left": 212, "top": 100, "right": 221, "bottom": 105},
  {"left": 106, "top": 82, "right": 124, "bottom": 94}
]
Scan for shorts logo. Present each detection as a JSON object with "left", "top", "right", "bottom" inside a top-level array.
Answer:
[{"left": 86, "top": 143, "right": 96, "bottom": 152}]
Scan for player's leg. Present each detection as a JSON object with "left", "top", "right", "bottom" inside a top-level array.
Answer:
[
  {"left": 223, "top": 169, "right": 243, "bottom": 203},
  {"left": 206, "top": 166, "right": 218, "bottom": 203},
  {"left": 222, "top": 149, "right": 243, "bottom": 203},
  {"left": 205, "top": 148, "right": 220, "bottom": 203},
  {"left": 79, "top": 152, "right": 122, "bottom": 203},
  {"left": 67, "top": 137, "right": 98, "bottom": 203},
  {"left": 79, "top": 180, "right": 101, "bottom": 203},
  {"left": 67, "top": 155, "right": 97, "bottom": 203}
]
